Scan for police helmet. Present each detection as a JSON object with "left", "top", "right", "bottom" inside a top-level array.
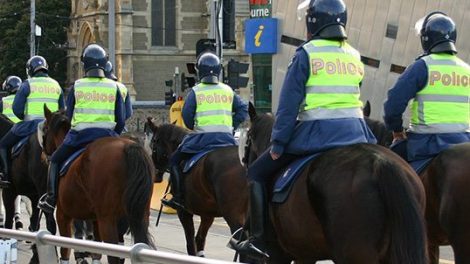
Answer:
[
  {"left": 104, "top": 61, "right": 118, "bottom": 81},
  {"left": 196, "top": 52, "right": 221, "bottom": 84},
  {"left": 26, "top": 56, "right": 48, "bottom": 78},
  {"left": 81, "top": 44, "right": 108, "bottom": 77},
  {"left": 2, "top": 76, "right": 22, "bottom": 94},
  {"left": 417, "top": 12, "right": 457, "bottom": 54},
  {"left": 306, "top": 0, "right": 348, "bottom": 39}
]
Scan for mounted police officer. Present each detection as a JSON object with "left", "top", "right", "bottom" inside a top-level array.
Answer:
[
  {"left": 38, "top": 44, "right": 125, "bottom": 213},
  {"left": 232, "top": 0, "right": 376, "bottom": 257},
  {"left": 1, "top": 76, "right": 22, "bottom": 123},
  {"left": 105, "top": 61, "right": 132, "bottom": 121},
  {"left": 0, "top": 56, "right": 64, "bottom": 188},
  {"left": 161, "top": 52, "right": 248, "bottom": 210},
  {"left": 384, "top": 12, "right": 470, "bottom": 165}
]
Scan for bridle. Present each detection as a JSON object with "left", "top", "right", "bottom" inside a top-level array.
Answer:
[{"left": 151, "top": 135, "right": 170, "bottom": 172}]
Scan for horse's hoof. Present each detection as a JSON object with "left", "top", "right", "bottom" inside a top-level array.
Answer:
[
  {"left": 15, "top": 221, "right": 23, "bottom": 230},
  {"left": 76, "top": 258, "right": 89, "bottom": 264},
  {"left": 91, "top": 259, "right": 102, "bottom": 264},
  {"left": 196, "top": 250, "right": 205, "bottom": 257}
]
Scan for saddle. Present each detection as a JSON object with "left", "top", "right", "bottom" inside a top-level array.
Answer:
[
  {"left": 272, "top": 153, "right": 322, "bottom": 204},
  {"left": 60, "top": 148, "right": 86, "bottom": 176},
  {"left": 182, "top": 149, "right": 214, "bottom": 173},
  {"left": 11, "top": 136, "right": 30, "bottom": 158}
]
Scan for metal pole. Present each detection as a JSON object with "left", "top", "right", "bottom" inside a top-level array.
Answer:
[
  {"left": 30, "top": 0, "right": 35, "bottom": 57},
  {"left": 108, "top": 0, "right": 116, "bottom": 67}
]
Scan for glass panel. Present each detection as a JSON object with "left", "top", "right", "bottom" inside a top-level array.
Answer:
[
  {"left": 165, "top": 0, "right": 176, "bottom": 46},
  {"left": 252, "top": 54, "right": 272, "bottom": 113},
  {"left": 151, "top": 0, "right": 163, "bottom": 46}
]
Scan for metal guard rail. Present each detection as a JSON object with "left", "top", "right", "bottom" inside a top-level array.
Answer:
[{"left": 0, "top": 228, "right": 237, "bottom": 264}]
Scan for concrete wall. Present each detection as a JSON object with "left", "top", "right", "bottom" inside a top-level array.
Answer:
[{"left": 273, "top": 0, "right": 470, "bottom": 120}]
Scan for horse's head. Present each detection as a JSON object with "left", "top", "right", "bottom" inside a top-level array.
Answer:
[
  {"left": 0, "top": 113, "right": 14, "bottom": 137},
  {"left": 43, "top": 105, "right": 71, "bottom": 156},
  {"left": 242, "top": 102, "right": 274, "bottom": 166},
  {"left": 146, "top": 117, "right": 188, "bottom": 171},
  {"left": 362, "top": 101, "right": 393, "bottom": 147}
]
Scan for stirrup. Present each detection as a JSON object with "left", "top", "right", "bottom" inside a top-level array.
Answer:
[
  {"left": 229, "top": 238, "right": 270, "bottom": 259},
  {"left": 0, "top": 179, "right": 10, "bottom": 189},
  {"left": 38, "top": 194, "right": 55, "bottom": 214}
]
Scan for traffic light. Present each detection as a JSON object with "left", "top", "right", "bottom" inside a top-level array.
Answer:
[
  {"left": 165, "top": 89, "right": 176, "bottom": 106},
  {"left": 223, "top": 0, "right": 236, "bottom": 49},
  {"left": 181, "top": 73, "right": 197, "bottom": 92},
  {"left": 196, "top": 39, "right": 217, "bottom": 59},
  {"left": 227, "top": 59, "right": 250, "bottom": 90}
]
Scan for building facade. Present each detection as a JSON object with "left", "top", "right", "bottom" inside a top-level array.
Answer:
[
  {"left": 67, "top": 0, "right": 250, "bottom": 103},
  {"left": 273, "top": 0, "right": 470, "bottom": 120}
]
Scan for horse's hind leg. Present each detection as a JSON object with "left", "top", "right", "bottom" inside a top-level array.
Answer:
[
  {"left": 177, "top": 210, "right": 197, "bottom": 255},
  {"left": 96, "top": 218, "right": 120, "bottom": 264},
  {"left": 195, "top": 215, "right": 214, "bottom": 257},
  {"left": 2, "top": 191, "right": 16, "bottom": 229},
  {"left": 56, "top": 209, "right": 73, "bottom": 262}
]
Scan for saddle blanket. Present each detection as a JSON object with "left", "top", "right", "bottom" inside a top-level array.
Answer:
[
  {"left": 183, "top": 149, "right": 213, "bottom": 173},
  {"left": 11, "top": 137, "right": 30, "bottom": 158},
  {"left": 272, "top": 153, "right": 322, "bottom": 204},
  {"left": 60, "top": 148, "right": 86, "bottom": 176},
  {"left": 409, "top": 158, "right": 434, "bottom": 175}
]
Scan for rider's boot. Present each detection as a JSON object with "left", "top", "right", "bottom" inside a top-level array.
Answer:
[
  {"left": 0, "top": 148, "right": 11, "bottom": 188},
  {"left": 38, "top": 162, "right": 60, "bottom": 214},
  {"left": 161, "top": 165, "right": 185, "bottom": 210},
  {"left": 230, "top": 181, "right": 269, "bottom": 258}
]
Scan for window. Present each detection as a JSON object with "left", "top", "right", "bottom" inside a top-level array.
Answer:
[
  {"left": 386, "top": 24, "right": 398, "bottom": 39},
  {"left": 390, "top": 64, "right": 406, "bottom": 74},
  {"left": 361, "top": 56, "right": 380, "bottom": 68},
  {"left": 152, "top": 0, "right": 176, "bottom": 46}
]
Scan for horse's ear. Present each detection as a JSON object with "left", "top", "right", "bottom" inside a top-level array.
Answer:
[
  {"left": 248, "top": 102, "right": 257, "bottom": 121},
  {"left": 363, "top": 100, "right": 371, "bottom": 118},
  {"left": 44, "top": 104, "right": 52, "bottom": 121},
  {"left": 146, "top": 117, "right": 158, "bottom": 132}
]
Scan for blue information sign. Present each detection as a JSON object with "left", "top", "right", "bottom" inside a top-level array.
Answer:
[{"left": 245, "top": 18, "right": 278, "bottom": 54}]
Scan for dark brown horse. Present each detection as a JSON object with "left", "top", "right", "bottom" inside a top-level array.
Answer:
[
  {"left": 42, "top": 107, "right": 155, "bottom": 264},
  {"left": 244, "top": 104, "right": 427, "bottom": 264},
  {"left": 146, "top": 119, "right": 249, "bottom": 259},
  {"left": 0, "top": 113, "right": 56, "bottom": 263},
  {"left": 364, "top": 110, "right": 470, "bottom": 264}
]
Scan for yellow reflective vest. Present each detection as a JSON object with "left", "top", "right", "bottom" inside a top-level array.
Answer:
[
  {"left": 72, "top": 77, "right": 118, "bottom": 131},
  {"left": 1, "top": 95, "right": 20, "bottom": 123},
  {"left": 299, "top": 39, "right": 364, "bottom": 121},
  {"left": 25, "top": 77, "right": 62, "bottom": 121},
  {"left": 410, "top": 53, "right": 470, "bottom": 133},
  {"left": 193, "top": 83, "right": 234, "bottom": 133}
]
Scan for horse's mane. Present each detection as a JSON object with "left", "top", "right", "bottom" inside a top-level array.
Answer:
[
  {"left": 156, "top": 124, "right": 189, "bottom": 146},
  {"left": 49, "top": 110, "right": 71, "bottom": 132},
  {"left": 364, "top": 117, "right": 393, "bottom": 147}
]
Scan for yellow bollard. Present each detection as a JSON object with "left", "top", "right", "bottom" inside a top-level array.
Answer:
[{"left": 150, "top": 180, "right": 177, "bottom": 214}]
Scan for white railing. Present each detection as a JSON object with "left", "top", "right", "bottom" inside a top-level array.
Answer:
[{"left": 0, "top": 228, "right": 236, "bottom": 264}]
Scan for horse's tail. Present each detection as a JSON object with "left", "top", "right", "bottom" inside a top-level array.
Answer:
[
  {"left": 123, "top": 143, "right": 155, "bottom": 248},
  {"left": 376, "top": 157, "right": 427, "bottom": 264}
]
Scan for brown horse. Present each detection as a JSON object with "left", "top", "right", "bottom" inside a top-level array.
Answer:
[
  {"left": 146, "top": 119, "right": 250, "bottom": 259},
  {"left": 364, "top": 109, "right": 470, "bottom": 264},
  {"left": 43, "top": 107, "right": 155, "bottom": 264},
  {"left": 244, "top": 104, "right": 427, "bottom": 264}
]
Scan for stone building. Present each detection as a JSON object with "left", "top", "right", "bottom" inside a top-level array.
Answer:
[
  {"left": 273, "top": 0, "right": 470, "bottom": 120},
  {"left": 67, "top": 0, "right": 250, "bottom": 104}
]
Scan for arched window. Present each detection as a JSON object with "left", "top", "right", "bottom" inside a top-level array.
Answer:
[{"left": 152, "top": 0, "right": 176, "bottom": 46}]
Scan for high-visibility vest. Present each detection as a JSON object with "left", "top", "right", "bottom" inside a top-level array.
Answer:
[
  {"left": 193, "top": 83, "right": 234, "bottom": 133},
  {"left": 117, "top": 82, "right": 127, "bottom": 100},
  {"left": 299, "top": 39, "right": 364, "bottom": 121},
  {"left": 25, "top": 77, "right": 61, "bottom": 121},
  {"left": 72, "top": 77, "right": 118, "bottom": 131},
  {"left": 410, "top": 53, "right": 470, "bottom": 133},
  {"left": 1, "top": 95, "right": 20, "bottom": 123}
]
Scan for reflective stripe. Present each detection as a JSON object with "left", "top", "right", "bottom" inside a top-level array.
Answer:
[
  {"left": 74, "top": 108, "right": 115, "bottom": 115},
  {"left": 422, "top": 56, "right": 457, "bottom": 66},
  {"left": 306, "top": 85, "right": 359, "bottom": 94},
  {"left": 298, "top": 107, "right": 363, "bottom": 121},
  {"left": 194, "top": 125, "right": 233, "bottom": 133},
  {"left": 26, "top": 98, "right": 60, "bottom": 103},
  {"left": 193, "top": 85, "right": 225, "bottom": 92},
  {"left": 73, "top": 122, "right": 116, "bottom": 131},
  {"left": 24, "top": 114, "right": 44, "bottom": 121},
  {"left": 410, "top": 123, "right": 470, "bottom": 133},
  {"left": 304, "top": 44, "right": 348, "bottom": 54},
  {"left": 416, "top": 94, "right": 469, "bottom": 103},
  {"left": 74, "top": 81, "right": 118, "bottom": 89},
  {"left": 195, "top": 109, "right": 232, "bottom": 117}
]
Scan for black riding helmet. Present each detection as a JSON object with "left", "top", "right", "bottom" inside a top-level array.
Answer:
[
  {"left": 306, "top": 0, "right": 348, "bottom": 40},
  {"left": 26, "top": 56, "right": 48, "bottom": 78},
  {"left": 81, "top": 44, "right": 108, "bottom": 78},
  {"left": 2, "top": 76, "right": 22, "bottom": 94},
  {"left": 418, "top": 12, "right": 457, "bottom": 54},
  {"left": 104, "top": 61, "right": 118, "bottom": 81},
  {"left": 196, "top": 52, "right": 221, "bottom": 84}
]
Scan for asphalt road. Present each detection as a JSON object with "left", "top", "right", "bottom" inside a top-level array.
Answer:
[{"left": 12, "top": 205, "right": 455, "bottom": 264}]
